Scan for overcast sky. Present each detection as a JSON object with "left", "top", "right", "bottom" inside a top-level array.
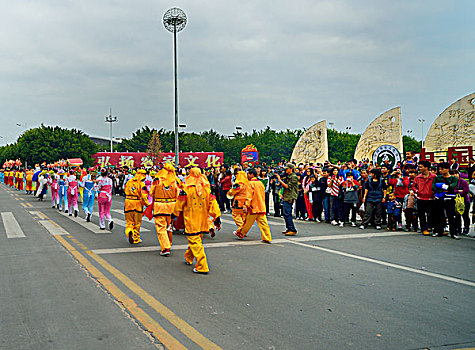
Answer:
[{"left": 0, "top": 0, "right": 473, "bottom": 145}]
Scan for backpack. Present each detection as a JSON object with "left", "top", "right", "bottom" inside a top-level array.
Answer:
[{"left": 455, "top": 194, "right": 465, "bottom": 215}]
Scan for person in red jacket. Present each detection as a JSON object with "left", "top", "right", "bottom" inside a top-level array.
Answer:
[
  {"left": 219, "top": 169, "right": 232, "bottom": 213},
  {"left": 388, "top": 168, "right": 410, "bottom": 230},
  {"left": 411, "top": 160, "right": 435, "bottom": 235}
]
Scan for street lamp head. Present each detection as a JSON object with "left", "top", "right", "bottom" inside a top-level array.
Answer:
[{"left": 163, "top": 8, "right": 187, "bottom": 33}]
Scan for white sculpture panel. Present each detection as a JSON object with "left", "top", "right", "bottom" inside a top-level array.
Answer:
[
  {"left": 354, "top": 107, "right": 403, "bottom": 161},
  {"left": 291, "top": 120, "right": 328, "bottom": 164},
  {"left": 424, "top": 92, "right": 475, "bottom": 152}
]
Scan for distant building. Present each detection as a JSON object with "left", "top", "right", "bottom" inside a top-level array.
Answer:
[{"left": 90, "top": 136, "right": 122, "bottom": 148}]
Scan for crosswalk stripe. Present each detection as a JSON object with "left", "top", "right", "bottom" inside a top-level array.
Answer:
[
  {"left": 39, "top": 220, "right": 69, "bottom": 235},
  {"left": 58, "top": 211, "right": 105, "bottom": 234},
  {"left": 91, "top": 212, "right": 150, "bottom": 232},
  {"left": 1, "top": 212, "right": 26, "bottom": 238}
]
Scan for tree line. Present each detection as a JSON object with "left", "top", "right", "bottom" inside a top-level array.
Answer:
[{"left": 0, "top": 124, "right": 421, "bottom": 167}]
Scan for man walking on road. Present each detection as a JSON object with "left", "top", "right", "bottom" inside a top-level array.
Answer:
[
  {"left": 277, "top": 163, "right": 299, "bottom": 236},
  {"left": 233, "top": 168, "right": 272, "bottom": 243}
]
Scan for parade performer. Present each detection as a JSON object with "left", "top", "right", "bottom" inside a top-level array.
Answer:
[
  {"left": 148, "top": 163, "right": 180, "bottom": 256},
  {"left": 81, "top": 169, "right": 96, "bottom": 222},
  {"left": 172, "top": 167, "right": 221, "bottom": 274},
  {"left": 14, "top": 170, "right": 19, "bottom": 190},
  {"left": 36, "top": 170, "right": 48, "bottom": 201},
  {"left": 233, "top": 168, "right": 272, "bottom": 243},
  {"left": 227, "top": 170, "right": 249, "bottom": 232},
  {"left": 124, "top": 169, "right": 150, "bottom": 244},
  {"left": 48, "top": 170, "right": 59, "bottom": 208},
  {"left": 96, "top": 168, "right": 114, "bottom": 230},
  {"left": 66, "top": 169, "right": 79, "bottom": 217},
  {"left": 58, "top": 171, "right": 68, "bottom": 212},
  {"left": 25, "top": 169, "right": 34, "bottom": 194},
  {"left": 18, "top": 169, "right": 24, "bottom": 191}
]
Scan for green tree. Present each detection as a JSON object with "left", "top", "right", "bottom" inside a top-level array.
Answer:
[
  {"left": 327, "top": 129, "right": 361, "bottom": 163},
  {"left": 402, "top": 135, "right": 422, "bottom": 154},
  {"left": 12, "top": 125, "right": 98, "bottom": 166}
]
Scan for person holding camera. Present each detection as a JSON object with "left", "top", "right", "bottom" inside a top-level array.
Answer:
[{"left": 276, "top": 163, "right": 299, "bottom": 236}]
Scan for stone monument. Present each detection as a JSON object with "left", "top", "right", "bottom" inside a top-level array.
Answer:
[
  {"left": 291, "top": 120, "right": 328, "bottom": 164},
  {"left": 424, "top": 92, "right": 475, "bottom": 152},
  {"left": 353, "top": 107, "right": 403, "bottom": 161}
]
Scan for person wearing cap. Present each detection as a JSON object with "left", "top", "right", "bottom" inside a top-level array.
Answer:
[
  {"left": 227, "top": 170, "right": 249, "bottom": 232},
  {"left": 96, "top": 167, "right": 114, "bottom": 230},
  {"left": 58, "top": 170, "right": 68, "bottom": 212},
  {"left": 172, "top": 167, "right": 221, "bottom": 274},
  {"left": 25, "top": 168, "right": 34, "bottom": 194},
  {"left": 124, "top": 169, "right": 150, "bottom": 244},
  {"left": 48, "top": 169, "right": 59, "bottom": 209},
  {"left": 149, "top": 163, "right": 180, "bottom": 256},
  {"left": 276, "top": 163, "right": 299, "bottom": 235},
  {"left": 233, "top": 168, "right": 272, "bottom": 243},
  {"left": 81, "top": 168, "right": 96, "bottom": 222},
  {"left": 66, "top": 169, "right": 79, "bottom": 217}
]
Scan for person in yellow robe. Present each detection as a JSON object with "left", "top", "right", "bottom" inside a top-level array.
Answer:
[
  {"left": 25, "top": 169, "right": 34, "bottom": 194},
  {"left": 234, "top": 168, "right": 272, "bottom": 243},
  {"left": 227, "top": 171, "right": 249, "bottom": 231},
  {"left": 149, "top": 163, "right": 180, "bottom": 256},
  {"left": 172, "top": 167, "right": 221, "bottom": 274},
  {"left": 124, "top": 169, "right": 150, "bottom": 244}
]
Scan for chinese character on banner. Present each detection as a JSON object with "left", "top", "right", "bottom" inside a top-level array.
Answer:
[
  {"left": 162, "top": 155, "right": 176, "bottom": 166},
  {"left": 448, "top": 146, "right": 473, "bottom": 165},
  {"left": 419, "top": 148, "right": 435, "bottom": 162},
  {"left": 205, "top": 154, "right": 222, "bottom": 168},
  {"left": 96, "top": 156, "right": 111, "bottom": 168},
  {"left": 183, "top": 155, "right": 199, "bottom": 168},
  {"left": 119, "top": 155, "right": 135, "bottom": 168},
  {"left": 141, "top": 157, "right": 154, "bottom": 168}
]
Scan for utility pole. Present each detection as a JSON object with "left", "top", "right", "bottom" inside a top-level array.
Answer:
[{"left": 105, "top": 108, "right": 118, "bottom": 153}]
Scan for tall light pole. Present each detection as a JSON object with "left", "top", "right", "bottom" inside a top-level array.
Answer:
[
  {"left": 105, "top": 108, "right": 118, "bottom": 153},
  {"left": 418, "top": 119, "right": 425, "bottom": 148},
  {"left": 163, "top": 7, "right": 187, "bottom": 166}
]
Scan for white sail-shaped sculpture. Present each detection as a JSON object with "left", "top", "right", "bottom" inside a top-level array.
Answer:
[
  {"left": 291, "top": 120, "right": 328, "bottom": 164},
  {"left": 424, "top": 92, "right": 475, "bottom": 152},
  {"left": 354, "top": 107, "right": 403, "bottom": 161}
]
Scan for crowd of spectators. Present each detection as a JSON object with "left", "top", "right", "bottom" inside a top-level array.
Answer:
[{"left": 203, "top": 153, "right": 475, "bottom": 239}]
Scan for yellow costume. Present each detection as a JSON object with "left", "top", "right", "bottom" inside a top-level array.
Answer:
[
  {"left": 25, "top": 170, "right": 34, "bottom": 193},
  {"left": 235, "top": 177, "right": 272, "bottom": 242},
  {"left": 227, "top": 171, "right": 249, "bottom": 231},
  {"left": 124, "top": 170, "right": 150, "bottom": 244},
  {"left": 150, "top": 164, "right": 180, "bottom": 255},
  {"left": 172, "top": 168, "right": 221, "bottom": 274}
]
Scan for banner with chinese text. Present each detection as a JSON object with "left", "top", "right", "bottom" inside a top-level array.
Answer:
[{"left": 92, "top": 152, "right": 224, "bottom": 169}]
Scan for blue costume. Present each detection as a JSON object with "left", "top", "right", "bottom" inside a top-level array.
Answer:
[
  {"left": 58, "top": 175, "right": 68, "bottom": 212},
  {"left": 81, "top": 174, "right": 95, "bottom": 220}
]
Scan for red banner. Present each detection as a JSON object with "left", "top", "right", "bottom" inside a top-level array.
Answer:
[{"left": 92, "top": 152, "right": 224, "bottom": 169}]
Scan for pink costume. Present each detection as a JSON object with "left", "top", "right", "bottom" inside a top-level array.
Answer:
[
  {"left": 144, "top": 174, "right": 153, "bottom": 204},
  {"left": 49, "top": 173, "right": 59, "bottom": 208},
  {"left": 66, "top": 174, "right": 79, "bottom": 216},
  {"left": 97, "top": 175, "right": 114, "bottom": 230}
]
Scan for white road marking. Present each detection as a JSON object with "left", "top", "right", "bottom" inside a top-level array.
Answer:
[
  {"left": 1, "top": 212, "right": 26, "bottom": 238},
  {"left": 91, "top": 212, "right": 150, "bottom": 232},
  {"left": 39, "top": 220, "right": 69, "bottom": 235},
  {"left": 29, "top": 211, "right": 48, "bottom": 220},
  {"left": 58, "top": 211, "right": 105, "bottom": 234},
  {"left": 287, "top": 240, "right": 475, "bottom": 288},
  {"left": 91, "top": 231, "right": 414, "bottom": 255}
]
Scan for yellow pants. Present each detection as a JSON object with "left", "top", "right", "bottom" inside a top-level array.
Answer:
[
  {"left": 232, "top": 208, "right": 246, "bottom": 230},
  {"left": 184, "top": 234, "right": 209, "bottom": 273},
  {"left": 125, "top": 211, "right": 143, "bottom": 244},
  {"left": 237, "top": 214, "right": 272, "bottom": 242},
  {"left": 154, "top": 215, "right": 173, "bottom": 250},
  {"left": 78, "top": 187, "right": 83, "bottom": 203}
]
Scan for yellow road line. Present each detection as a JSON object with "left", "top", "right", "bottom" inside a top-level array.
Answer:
[
  {"left": 55, "top": 235, "right": 186, "bottom": 350},
  {"left": 88, "top": 252, "right": 223, "bottom": 350},
  {"left": 26, "top": 203, "right": 33, "bottom": 208},
  {"left": 20, "top": 203, "right": 27, "bottom": 208}
]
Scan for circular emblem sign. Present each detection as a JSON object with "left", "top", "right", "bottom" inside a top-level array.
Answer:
[{"left": 372, "top": 145, "right": 401, "bottom": 169}]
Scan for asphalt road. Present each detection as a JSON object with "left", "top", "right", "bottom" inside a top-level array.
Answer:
[{"left": 0, "top": 184, "right": 474, "bottom": 350}]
